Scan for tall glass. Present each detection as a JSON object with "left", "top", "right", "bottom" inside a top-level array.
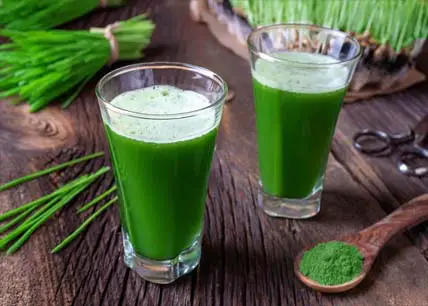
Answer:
[
  {"left": 247, "top": 24, "right": 361, "bottom": 219},
  {"left": 96, "top": 63, "right": 227, "bottom": 284}
]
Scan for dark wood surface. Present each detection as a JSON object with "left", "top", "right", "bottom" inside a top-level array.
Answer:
[{"left": 1, "top": 1, "right": 428, "bottom": 305}]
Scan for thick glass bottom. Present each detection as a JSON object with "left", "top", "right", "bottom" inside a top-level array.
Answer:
[
  {"left": 258, "top": 179, "right": 323, "bottom": 219},
  {"left": 122, "top": 231, "right": 201, "bottom": 284}
]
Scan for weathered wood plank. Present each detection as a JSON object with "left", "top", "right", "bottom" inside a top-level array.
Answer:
[{"left": 1, "top": 0, "right": 428, "bottom": 306}]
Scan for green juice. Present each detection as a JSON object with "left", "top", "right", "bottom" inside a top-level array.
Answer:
[
  {"left": 252, "top": 52, "right": 348, "bottom": 198},
  {"left": 104, "top": 86, "right": 218, "bottom": 260}
]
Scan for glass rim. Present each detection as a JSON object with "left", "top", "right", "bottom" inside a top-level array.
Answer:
[
  {"left": 247, "top": 23, "right": 362, "bottom": 67},
  {"left": 96, "top": 62, "right": 228, "bottom": 120}
]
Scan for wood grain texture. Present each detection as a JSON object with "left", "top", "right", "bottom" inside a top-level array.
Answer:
[{"left": 1, "top": 1, "right": 428, "bottom": 305}]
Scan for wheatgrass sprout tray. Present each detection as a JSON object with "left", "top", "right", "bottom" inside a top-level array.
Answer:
[{"left": 190, "top": 0, "right": 428, "bottom": 101}]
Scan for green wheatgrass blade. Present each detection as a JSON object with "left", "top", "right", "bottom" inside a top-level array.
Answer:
[
  {"left": 394, "top": 0, "right": 418, "bottom": 52},
  {"left": 0, "top": 166, "right": 109, "bottom": 248},
  {"left": 5, "top": 186, "right": 88, "bottom": 254},
  {"left": 0, "top": 0, "right": 124, "bottom": 30},
  {"left": 0, "top": 151, "right": 104, "bottom": 192},
  {"left": 4, "top": 167, "right": 110, "bottom": 254},
  {"left": 0, "top": 208, "right": 34, "bottom": 234},
  {"left": 0, "top": 173, "right": 98, "bottom": 247},
  {"left": 0, "top": 188, "right": 66, "bottom": 222},
  {"left": 0, "top": 165, "right": 107, "bottom": 222},
  {"left": 78, "top": 185, "right": 117, "bottom": 213},
  {"left": 19, "top": 194, "right": 71, "bottom": 229},
  {"left": 0, "top": 196, "right": 61, "bottom": 249},
  {"left": 26, "top": 167, "right": 111, "bottom": 226},
  {"left": 61, "top": 71, "right": 98, "bottom": 109},
  {"left": 0, "top": 15, "right": 154, "bottom": 112},
  {"left": 51, "top": 196, "right": 118, "bottom": 253},
  {"left": 28, "top": 68, "right": 100, "bottom": 112}
]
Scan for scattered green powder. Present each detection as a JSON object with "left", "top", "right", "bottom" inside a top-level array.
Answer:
[{"left": 299, "top": 241, "right": 363, "bottom": 286}]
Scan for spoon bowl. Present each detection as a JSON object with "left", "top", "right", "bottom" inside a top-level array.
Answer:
[
  {"left": 294, "top": 237, "right": 371, "bottom": 293},
  {"left": 294, "top": 194, "right": 428, "bottom": 293}
]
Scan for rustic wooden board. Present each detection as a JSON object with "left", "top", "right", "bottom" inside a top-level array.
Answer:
[{"left": 1, "top": 0, "right": 428, "bottom": 305}]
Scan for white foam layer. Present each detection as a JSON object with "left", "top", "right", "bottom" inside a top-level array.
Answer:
[
  {"left": 253, "top": 52, "right": 349, "bottom": 93},
  {"left": 106, "top": 86, "right": 217, "bottom": 143}
]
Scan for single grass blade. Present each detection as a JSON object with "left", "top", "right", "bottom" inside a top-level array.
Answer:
[
  {"left": 0, "top": 151, "right": 104, "bottom": 192},
  {"left": 77, "top": 185, "right": 117, "bottom": 213},
  {"left": 51, "top": 196, "right": 117, "bottom": 253}
]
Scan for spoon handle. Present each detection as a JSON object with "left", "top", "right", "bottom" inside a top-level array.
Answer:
[{"left": 359, "top": 194, "right": 428, "bottom": 249}]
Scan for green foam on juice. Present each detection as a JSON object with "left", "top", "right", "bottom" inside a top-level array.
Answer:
[{"left": 107, "top": 85, "right": 216, "bottom": 143}]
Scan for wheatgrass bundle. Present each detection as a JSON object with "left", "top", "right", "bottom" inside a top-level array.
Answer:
[
  {"left": 0, "top": 15, "right": 154, "bottom": 112},
  {"left": 0, "top": 0, "right": 123, "bottom": 30}
]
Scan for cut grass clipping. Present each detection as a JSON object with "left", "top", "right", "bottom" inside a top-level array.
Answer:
[
  {"left": 0, "top": 151, "right": 117, "bottom": 254},
  {"left": 0, "top": 15, "right": 154, "bottom": 112}
]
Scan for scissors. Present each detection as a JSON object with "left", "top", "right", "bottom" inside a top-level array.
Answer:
[{"left": 353, "top": 114, "right": 428, "bottom": 177}]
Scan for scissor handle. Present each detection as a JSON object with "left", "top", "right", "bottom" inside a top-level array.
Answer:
[
  {"left": 353, "top": 130, "right": 392, "bottom": 156},
  {"left": 353, "top": 129, "right": 415, "bottom": 156},
  {"left": 397, "top": 148, "right": 428, "bottom": 177}
]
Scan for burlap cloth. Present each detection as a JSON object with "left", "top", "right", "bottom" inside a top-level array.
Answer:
[{"left": 191, "top": 0, "right": 426, "bottom": 102}]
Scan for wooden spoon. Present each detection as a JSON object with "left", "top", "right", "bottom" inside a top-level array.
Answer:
[{"left": 294, "top": 193, "right": 428, "bottom": 293}]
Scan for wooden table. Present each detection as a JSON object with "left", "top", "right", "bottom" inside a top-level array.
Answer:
[{"left": 1, "top": 1, "right": 428, "bottom": 305}]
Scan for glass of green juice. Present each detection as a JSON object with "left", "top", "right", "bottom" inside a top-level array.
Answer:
[
  {"left": 96, "top": 63, "right": 227, "bottom": 284},
  {"left": 247, "top": 24, "right": 361, "bottom": 219}
]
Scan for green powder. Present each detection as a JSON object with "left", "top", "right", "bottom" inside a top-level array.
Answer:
[{"left": 299, "top": 241, "right": 363, "bottom": 285}]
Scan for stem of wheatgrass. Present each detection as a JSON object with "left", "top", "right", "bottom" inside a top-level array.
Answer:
[
  {"left": 0, "top": 151, "right": 104, "bottom": 192},
  {"left": 77, "top": 185, "right": 117, "bottom": 213},
  {"left": 52, "top": 196, "right": 118, "bottom": 253}
]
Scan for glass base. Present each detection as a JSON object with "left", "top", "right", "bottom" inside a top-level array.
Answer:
[
  {"left": 258, "top": 181, "right": 322, "bottom": 219},
  {"left": 122, "top": 231, "right": 201, "bottom": 284}
]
